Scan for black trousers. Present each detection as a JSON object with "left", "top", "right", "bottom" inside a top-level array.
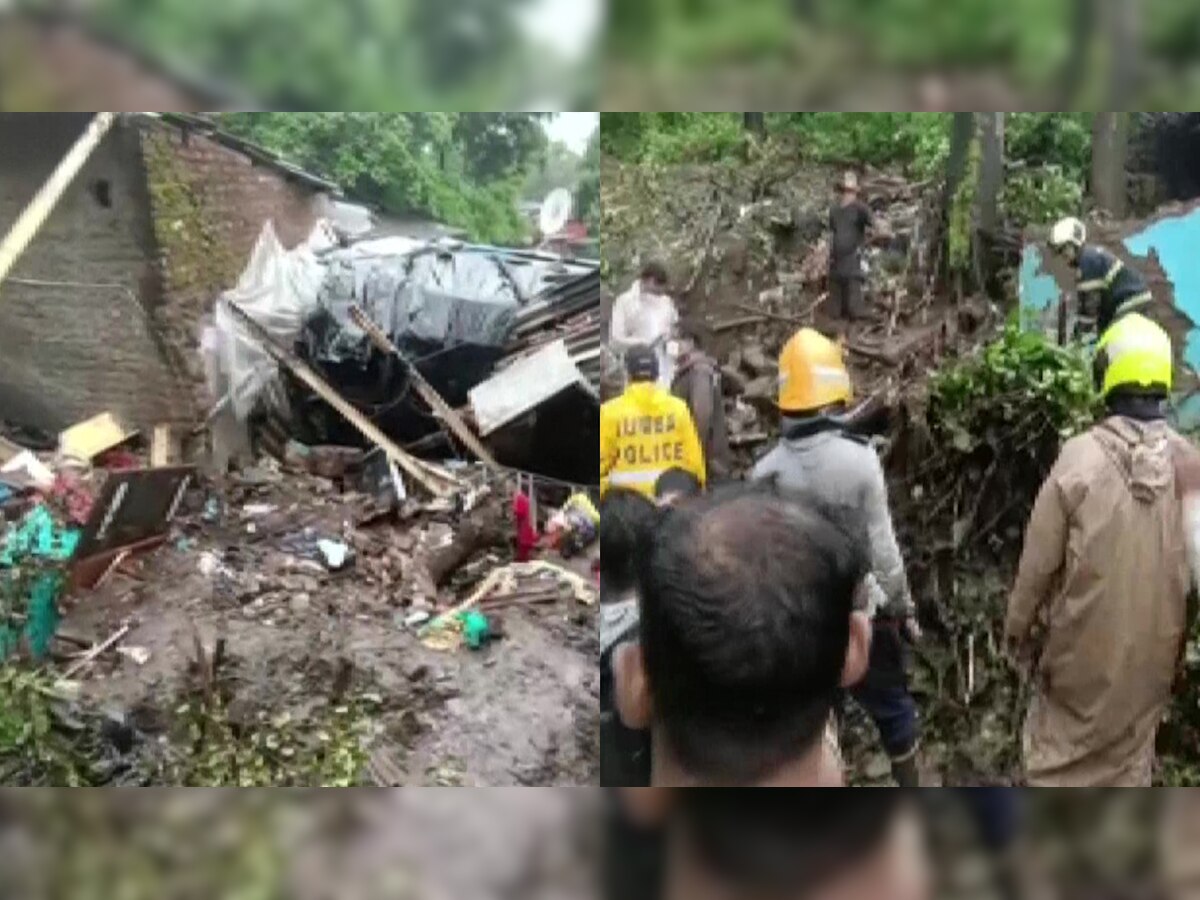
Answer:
[{"left": 829, "top": 274, "right": 867, "bottom": 320}]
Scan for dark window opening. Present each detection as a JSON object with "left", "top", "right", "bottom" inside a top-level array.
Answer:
[{"left": 91, "top": 179, "right": 112, "bottom": 208}]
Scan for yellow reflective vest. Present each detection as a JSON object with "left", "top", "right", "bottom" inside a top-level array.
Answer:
[{"left": 600, "top": 382, "right": 707, "bottom": 498}]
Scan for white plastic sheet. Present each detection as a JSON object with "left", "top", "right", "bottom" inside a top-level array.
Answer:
[{"left": 204, "top": 220, "right": 335, "bottom": 419}]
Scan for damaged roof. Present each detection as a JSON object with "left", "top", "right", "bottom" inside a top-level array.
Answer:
[{"left": 147, "top": 113, "right": 342, "bottom": 194}]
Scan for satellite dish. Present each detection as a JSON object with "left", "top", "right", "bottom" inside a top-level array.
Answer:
[{"left": 539, "top": 188, "right": 573, "bottom": 238}]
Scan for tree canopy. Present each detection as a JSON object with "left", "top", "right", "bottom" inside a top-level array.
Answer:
[
  {"left": 76, "top": 0, "right": 594, "bottom": 109},
  {"left": 220, "top": 113, "right": 559, "bottom": 245}
]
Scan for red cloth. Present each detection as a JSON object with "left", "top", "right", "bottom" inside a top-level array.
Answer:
[{"left": 512, "top": 491, "right": 539, "bottom": 562}]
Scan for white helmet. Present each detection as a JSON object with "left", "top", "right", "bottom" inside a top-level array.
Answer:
[{"left": 1049, "top": 217, "right": 1086, "bottom": 252}]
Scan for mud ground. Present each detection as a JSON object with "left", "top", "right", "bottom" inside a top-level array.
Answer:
[{"left": 55, "top": 476, "right": 599, "bottom": 786}]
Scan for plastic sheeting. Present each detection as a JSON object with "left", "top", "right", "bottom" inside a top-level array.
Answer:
[
  {"left": 288, "top": 244, "right": 578, "bottom": 445},
  {"left": 304, "top": 245, "right": 535, "bottom": 365},
  {"left": 203, "top": 220, "right": 335, "bottom": 420}
]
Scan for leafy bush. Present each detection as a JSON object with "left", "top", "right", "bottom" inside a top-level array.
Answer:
[
  {"left": 929, "top": 318, "right": 1099, "bottom": 457},
  {"left": 1001, "top": 164, "right": 1086, "bottom": 227},
  {"left": 0, "top": 667, "right": 92, "bottom": 786},
  {"left": 161, "top": 693, "right": 376, "bottom": 787}
]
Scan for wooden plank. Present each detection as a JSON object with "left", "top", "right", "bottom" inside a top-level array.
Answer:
[
  {"left": 0, "top": 113, "right": 118, "bottom": 291},
  {"left": 59, "top": 411, "right": 136, "bottom": 461},
  {"left": 223, "top": 301, "right": 458, "bottom": 497},
  {"left": 347, "top": 305, "right": 500, "bottom": 467},
  {"left": 151, "top": 424, "right": 179, "bottom": 467}
]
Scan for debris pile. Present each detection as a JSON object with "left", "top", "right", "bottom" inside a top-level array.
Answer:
[
  {"left": 603, "top": 153, "right": 999, "bottom": 469},
  {"left": 1, "top": 227, "right": 602, "bottom": 785}
]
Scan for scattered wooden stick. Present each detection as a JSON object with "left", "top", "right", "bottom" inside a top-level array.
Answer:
[
  {"left": 731, "top": 302, "right": 808, "bottom": 327},
  {"left": 712, "top": 315, "right": 768, "bottom": 333},
  {"left": 348, "top": 305, "right": 499, "bottom": 468},
  {"left": 62, "top": 622, "right": 131, "bottom": 679}
]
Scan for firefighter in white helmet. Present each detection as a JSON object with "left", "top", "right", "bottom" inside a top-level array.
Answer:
[{"left": 1048, "top": 216, "right": 1153, "bottom": 336}]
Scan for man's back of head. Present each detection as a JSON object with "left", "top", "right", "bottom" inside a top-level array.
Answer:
[
  {"left": 625, "top": 344, "right": 660, "bottom": 384},
  {"left": 617, "top": 483, "right": 872, "bottom": 785}
]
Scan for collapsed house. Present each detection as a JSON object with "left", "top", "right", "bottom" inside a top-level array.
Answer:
[
  {"left": 0, "top": 113, "right": 601, "bottom": 786},
  {"left": 206, "top": 231, "right": 601, "bottom": 486}
]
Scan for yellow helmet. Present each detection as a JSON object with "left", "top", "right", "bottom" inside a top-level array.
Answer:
[
  {"left": 778, "top": 328, "right": 853, "bottom": 413},
  {"left": 1095, "top": 313, "right": 1173, "bottom": 398}
]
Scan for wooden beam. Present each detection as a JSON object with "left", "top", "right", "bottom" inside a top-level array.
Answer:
[
  {"left": 347, "top": 305, "right": 500, "bottom": 468},
  {"left": 222, "top": 300, "right": 459, "bottom": 497},
  {"left": 151, "top": 424, "right": 181, "bottom": 467},
  {"left": 0, "top": 113, "right": 118, "bottom": 291}
]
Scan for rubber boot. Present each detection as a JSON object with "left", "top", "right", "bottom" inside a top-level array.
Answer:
[{"left": 891, "top": 752, "right": 920, "bottom": 788}]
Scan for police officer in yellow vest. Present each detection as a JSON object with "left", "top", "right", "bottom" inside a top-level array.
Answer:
[{"left": 600, "top": 344, "right": 706, "bottom": 499}]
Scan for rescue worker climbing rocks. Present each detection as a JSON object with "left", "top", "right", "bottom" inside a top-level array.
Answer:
[
  {"left": 1048, "top": 216, "right": 1153, "bottom": 336},
  {"left": 751, "top": 328, "right": 922, "bottom": 787},
  {"left": 1007, "top": 312, "right": 1200, "bottom": 786},
  {"left": 601, "top": 344, "right": 706, "bottom": 499}
]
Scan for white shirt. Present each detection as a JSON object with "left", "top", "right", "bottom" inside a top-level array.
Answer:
[{"left": 610, "top": 281, "right": 679, "bottom": 388}]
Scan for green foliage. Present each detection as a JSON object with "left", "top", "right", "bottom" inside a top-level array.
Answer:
[
  {"left": 576, "top": 131, "right": 601, "bottom": 236},
  {"left": 948, "top": 147, "right": 979, "bottom": 273},
  {"left": 599, "top": 113, "right": 745, "bottom": 165},
  {"left": 0, "top": 667, "right": 91, "bottom": 786},
  {"left": 84, "top": 0, "right": 558, "bottom": 110},
  {"left": 220, "top": 113, "right": 543, "bottom": 245},
  {"left": 1006, "top": 113, "right": 1092, "bottom": 183},
  {"left": 1001, "top": 164, "right": 1086, "bottom": 226},
  {"left": 776, "top": 112, "right": 951, "bottom": 175},
  {"left": 162, "top": 693, "right": 376, "bottom": 787},
  {"left": 929, "top": 317, "right": 1099, "bottom": 457},
  {"left": 0, "top": 661, "right": 377, "bottom": 787}
]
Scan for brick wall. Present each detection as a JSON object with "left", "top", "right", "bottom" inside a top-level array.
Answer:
[
  {"left": 0, "top": 114, "right": 185, "bottom": 432},
  {"left": 138, "top": 119, "right": 326, "bottom": 411},
  {"left": 0, "top": 114, "right": 328, "bottom": 432}
]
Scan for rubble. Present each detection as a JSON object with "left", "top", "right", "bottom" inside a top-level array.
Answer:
[{"left": 601, "top": 151, "right": 1031, "bottom": 786}]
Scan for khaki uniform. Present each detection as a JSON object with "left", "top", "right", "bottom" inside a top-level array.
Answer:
[{"left": 1006, "top": 416, "right": 1198, "bottom": 786}]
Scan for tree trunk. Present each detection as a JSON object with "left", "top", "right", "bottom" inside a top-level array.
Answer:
[
  {"left": 1058, "top": 0, "right": 1095, "bottom": 108},
  {"left": 1092, "top": 112, "right": 1130, "bottom": 216},
  {"left": 942, "top": 113, "right": 977, "bottom": 218},
  {"left": 1105, "top": 0, "right": 1141, "bottom": 111},
  {"left": 937, "top": 113, "right": 977, "bottom": 285},
  {"left": 743, "top": 113, "right": 766, "bottom": 137},
  {"left": 977, "top": 113, "right": 1005, "bottom": 234}
]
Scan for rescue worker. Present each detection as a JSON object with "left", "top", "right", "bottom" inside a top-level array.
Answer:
[
  {"left": 751, "top": 328, "right": 922, "bottom": 787},
  {"left": 1048, "top": 216, "right": 1153, "bottom": 336},
  {"left": 600, "top": 345, "right": 706, "bottom": 500},
  {"left": 668, "top": 323, "right": 732, "bottom": 482},
  {"left": 609, "top": 261, "right": 679, "bottom": 389},
  {"left": 1006, "top": 312, "right": 1200, "bottom": 786}
]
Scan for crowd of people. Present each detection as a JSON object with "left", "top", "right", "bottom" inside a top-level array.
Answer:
[{"left": 600, "top": 171, "right": 1200, "bottom": 795}]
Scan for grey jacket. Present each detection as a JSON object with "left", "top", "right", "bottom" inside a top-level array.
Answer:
[{"left": 751, "top": 421, "right": 913, "bottom": 618}]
